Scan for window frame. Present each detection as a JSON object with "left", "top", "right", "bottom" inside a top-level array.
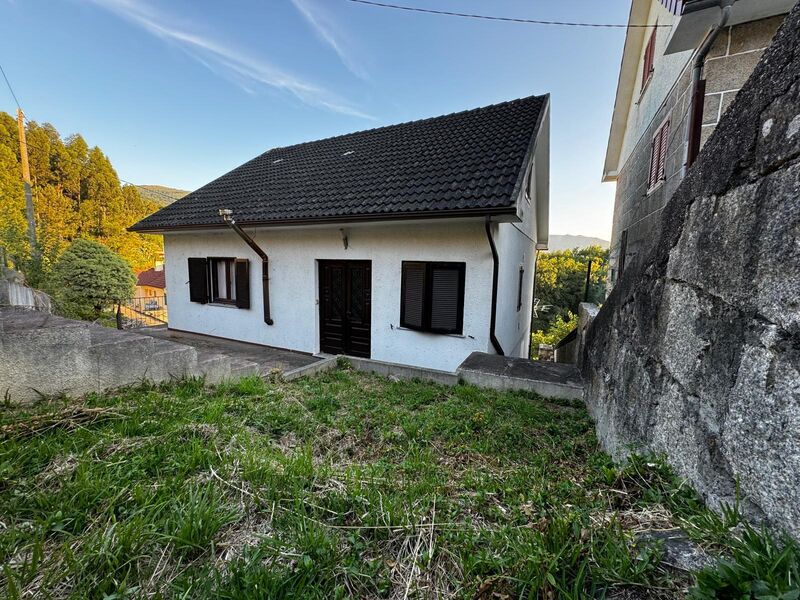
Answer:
[
  {"left": 400, "top": 261, "right": 466, "bottom": 335},
  {"left": 209, "top": 257, "right": 237, "bottom": 304}
]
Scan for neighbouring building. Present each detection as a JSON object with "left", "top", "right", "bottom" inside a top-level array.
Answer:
[
  {"left": 603, "top": 0, "right": 792, "bottom": 289},
  {"left": 135, "top": 261, "right": 166, "bottom": 299},
  {"left": 130, "top": 96, "right": 551, "bottom": 372}
]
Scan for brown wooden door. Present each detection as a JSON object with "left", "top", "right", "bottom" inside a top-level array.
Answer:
[{"left": 319, "top": 260, "right": 371, "bottom": 358}]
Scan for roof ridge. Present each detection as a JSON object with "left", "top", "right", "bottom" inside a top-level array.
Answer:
[{"left": 261, "top": 94, "right": 547, "bottom": 156}]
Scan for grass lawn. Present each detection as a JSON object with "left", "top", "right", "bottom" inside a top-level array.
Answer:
[{"left": 0, "top": 364, "right": 789, "bottom": 598}]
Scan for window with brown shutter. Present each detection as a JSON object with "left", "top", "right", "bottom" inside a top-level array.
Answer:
[
  {"left": 188, "top": 258, "right": 209, "bottom": 304},
  {"left": 642, "top": 28, "right": 657, "bottom": 92},
  {"left": 234, "top": 259, "right": 250, "bottom": 309},
  {"left": 647, "top": 119, "right": 670, "bottom": 190},
  {"left": 188, "top": 257, "right": 251, "bottom": 309},
  {"left": 400, "top": 261, "right": 465, "bottom": 335}
]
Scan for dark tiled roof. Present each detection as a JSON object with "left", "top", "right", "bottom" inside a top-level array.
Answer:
[
  {"left": 136, "top": 268, "right": 166, "bottom": 289},
  {"left": 130, "top": 95, "right": 547, "bottom": 232}
]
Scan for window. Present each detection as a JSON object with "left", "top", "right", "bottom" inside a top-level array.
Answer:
[
  {"left": 187, "top": 257, "right": 250, "bottom": 309},
  {"left": 641, "top": 28, "right": 657, "bottom": 92},
  {"left": 400, "top": 261, "right": 465, "bottom": 335},
  {"left": 210, "top": 257, "right": 237, "bottom": 303},
  {"left": 648, "top": 119, "right": 670, "bottom": 190},
  {"left": 517, "top": 266, "right": 525, "bottom": 312}
]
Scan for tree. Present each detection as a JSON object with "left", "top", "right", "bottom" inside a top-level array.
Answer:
[
  {"left": 0, "top": 112, "right": 163, "bottom": 282},
  {"left": 533, "top": 246, "right": 609, "bottom": 332},
  {"left": 49, "top": 239, "right": 136, "bottom": 319},
  {"left": 531, "top": 311, "right": 578, "bottom": 359}
]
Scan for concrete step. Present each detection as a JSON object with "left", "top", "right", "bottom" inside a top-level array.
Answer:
[{"left": 456, "top": 352, "right": 584, "bottom": 401}]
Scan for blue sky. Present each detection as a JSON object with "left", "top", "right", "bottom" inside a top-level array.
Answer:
[{"left": 0, "top": 0, "right": 630, "bottom": 239}]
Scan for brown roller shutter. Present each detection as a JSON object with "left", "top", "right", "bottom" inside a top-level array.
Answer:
[
  {"left": 401, "top": 262, "right": 426, "bottom": 329},
  {"left": 188, "top": 258, "right": 208, "bottom": 304},
  {"left": 235, "top": 258, "right": 250, "bottom": 309},
  {"left": 429, "top": 264, "right": 464, "bottom": 334}
]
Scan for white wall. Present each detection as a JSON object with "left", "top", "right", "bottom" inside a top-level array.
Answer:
[
  {"left": 617, "top": 1, "right": 693, "bottom": 171},
  {"left": 164, "top": 219, "right": 496, "bottom": 372}
]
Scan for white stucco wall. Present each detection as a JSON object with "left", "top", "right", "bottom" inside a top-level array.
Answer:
[
  {"left": 617, "top": 1, "right": 693, "bottom": 171},
  {"left": 164, "top": 219, "right": 501, "bottom": 372}
]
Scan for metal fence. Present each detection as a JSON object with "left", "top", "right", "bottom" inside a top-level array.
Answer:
[{"left": 117, "top": 295, "right": 168, "bottom": 328}]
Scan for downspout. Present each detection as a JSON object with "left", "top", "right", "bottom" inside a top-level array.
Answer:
[
  {"left": 484, "top": 216, "right": 505, "bottom": 356},
  {"left": 219, "top": 209, "right": 274, "bottom": 325},
  {"left": 682, "top": 0, "right": 735, "bottom": 176}
]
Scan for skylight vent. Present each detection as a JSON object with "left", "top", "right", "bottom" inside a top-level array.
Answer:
[
  {"left": 272, "top": 158, "right": 284, "bottom": 164},
  {"left": 342, "top": 150, "right": 355, "bottom": 156}
]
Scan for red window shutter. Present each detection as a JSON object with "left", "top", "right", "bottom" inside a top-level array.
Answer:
[
  {"left": 641, "top": 29, "right": 656, "bottom": 91},
  {"left": 657, "top": 120, "right": 670, "bottom": 181},
  {"left": 648, "top": 136, "right": 659, "bottom": 188}
]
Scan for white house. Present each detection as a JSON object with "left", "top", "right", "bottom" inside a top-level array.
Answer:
[{"left": 130, "top": 95, "right": 550, "bottom": 372}]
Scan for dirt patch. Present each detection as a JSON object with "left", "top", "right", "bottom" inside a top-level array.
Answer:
[
  {"left": 214, "top": 512, "right": 275, "bottom": 566},
  {"left": 36, "top": 454, "right": 78, "bottom": 488}
]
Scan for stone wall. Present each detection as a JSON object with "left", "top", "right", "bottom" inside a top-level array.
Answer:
[
  {"left": 607, "top": 14, "right": 786, "bottom": 290},
  {"left": 583, "top": 4, "right": 800, "bottom": 538}
]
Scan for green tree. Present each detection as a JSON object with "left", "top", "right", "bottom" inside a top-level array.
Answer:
[
  {"left": 533, "top": 245, "right": 608, "bottom": 332},
  {"left": 49, "top": 239, "right": 136, "bottom": 319},
  {"left": 0, "top": 112, "right": 163, "bottom": 281}
]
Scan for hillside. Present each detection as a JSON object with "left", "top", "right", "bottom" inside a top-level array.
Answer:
[
  {"left": 548, "top": 235, "right": 609, "bottom": 251},
  {"left": 136, "top": 185, "right": 189, "bottom": 206}
]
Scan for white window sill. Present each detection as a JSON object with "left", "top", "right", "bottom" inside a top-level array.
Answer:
[
  {"left": 207, "top": 302, "right": 238, "bottom": 309},
  {"left": 394, "top": 325, "right": 466, "bottom": 339},
  {"left": 646, "top": 178, "right": 666, "bottom": 195}
]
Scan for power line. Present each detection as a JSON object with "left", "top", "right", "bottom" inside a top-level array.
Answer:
[
  {"left": 17, "top": 137, "right": 184, "bottom": 206},
  {"left": 0, "top": 63, "right": 21, "bottom": 110},
  {"left": 346, "top": 0, "right": 669, "bottom": 28}
]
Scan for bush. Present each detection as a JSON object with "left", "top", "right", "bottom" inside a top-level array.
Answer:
[
  {"left": 531, "top": 311, "right": 578, "bottom": 359},
  {"left": 48, "top": 239, "right": 136, "bottom": 319}
]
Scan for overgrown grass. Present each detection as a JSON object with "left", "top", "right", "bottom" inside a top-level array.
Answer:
[{"left": 0, "top": 368, "right": 792, "bottom": 598}]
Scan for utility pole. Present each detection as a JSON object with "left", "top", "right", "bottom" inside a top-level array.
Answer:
[{"left": 16, "top": 108, "right": 37, "bottom": 259}]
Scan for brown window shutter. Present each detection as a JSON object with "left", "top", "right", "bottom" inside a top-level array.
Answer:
[
  {"left": 401, "top": 262, "right": 426, "bottom": 329},
  {"left": 430, "top": 265, "right": 463, "bottom": 333},
  {"left": 658, "top": 120, "right": 670, "bottom": 181},
  {"left": 648, "top": 136, "right": 659, "bottom": 188},
  {"left": 641, "top": 29, "right": 656, "bottom": 91},
  {"left": 235, "top": 258, "right": 250, "bottom": 309},
  {"left": 188, "top": 258, "right": 209, "bottom": 303}
]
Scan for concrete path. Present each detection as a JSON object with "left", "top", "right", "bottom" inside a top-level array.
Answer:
[
  {"left": 457, "top": 352, "right": 584, "bottom": 401},
  {"left": 139, "top": 328, "right": 319, "bottom": 376}
]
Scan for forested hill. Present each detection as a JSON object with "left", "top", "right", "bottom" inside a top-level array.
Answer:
[
  {"left": 0, "top": 111, "right": 162, "bottom": 279},
  {"left": 136, "top": 185, "right": 189, "bottom": 206}
]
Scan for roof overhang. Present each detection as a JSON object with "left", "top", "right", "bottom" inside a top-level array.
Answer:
[
  {"left": 602, "top": 0, "right": 652, "bottom": 182},
  {"left": 128, "top": 206, "right": 520, "bottom": 235},
  {"left": 666, "top": 0, "right": 794, "bottom": 53}
]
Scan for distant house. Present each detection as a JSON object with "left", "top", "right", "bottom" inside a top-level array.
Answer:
[
  {"left": 130, "top": 96, "right": 551, "bottom": 371},
  {"left": 603, "top": 0, "right": 791, "bottom": 289},
  {"left": 135, "top": 264, "right": 166, "bottom": 299}
]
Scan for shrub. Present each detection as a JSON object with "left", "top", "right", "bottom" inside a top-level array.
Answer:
[
  {"left": 531, "top": 311, "right": 578, "bottom": 359},
  {"left": 48, "top": 239, "right": 136, "bottom": 319}
]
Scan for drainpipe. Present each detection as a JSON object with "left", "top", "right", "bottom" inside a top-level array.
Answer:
[
  {"left": 484, "top": 216, "right": 505, "bottom": 356},
  {"left": 682, "top": 0, "right": 735, "bottom": 176},
  {"left": 219, "top": 209, "right": 274, "bottom": 325}
]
